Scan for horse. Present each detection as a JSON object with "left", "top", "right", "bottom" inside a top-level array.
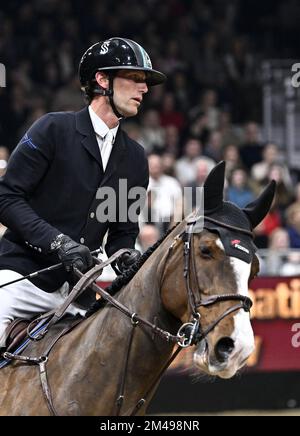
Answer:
[{"left": 0, "top": 161, "right": 276, "bottom": 416}]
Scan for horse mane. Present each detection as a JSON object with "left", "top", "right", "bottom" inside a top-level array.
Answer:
[{"left": 86, "top": 223, "right": 179, "bottom": 316}]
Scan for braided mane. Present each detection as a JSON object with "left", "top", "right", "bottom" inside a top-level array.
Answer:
[{"left": 87, "top": 223, "right": 179, "bottom": 316}]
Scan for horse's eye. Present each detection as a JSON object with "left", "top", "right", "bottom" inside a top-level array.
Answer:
[{"left": 200, "top": 245, "right": 212, "bottom": 258}]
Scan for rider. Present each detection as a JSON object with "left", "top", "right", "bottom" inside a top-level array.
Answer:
[{"left": 0, "top": 37, "right": 166, "bottom": 349}]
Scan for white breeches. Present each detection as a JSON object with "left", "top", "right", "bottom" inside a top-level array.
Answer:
[{"left": 0, "top": 270, "right": 85, "bottom": 348}]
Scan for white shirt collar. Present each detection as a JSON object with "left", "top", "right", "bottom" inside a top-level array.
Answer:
[{"left": 88, "top": 106, "right": 119, "bottom": 142}]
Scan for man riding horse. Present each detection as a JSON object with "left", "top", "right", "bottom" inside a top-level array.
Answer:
[{"left": 0, "top": 37, "right": 166, "bottom": 351}]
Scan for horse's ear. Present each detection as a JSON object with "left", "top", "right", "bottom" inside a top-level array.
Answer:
[
  {"left": 243, "top": 180, "right": 277, "bottom": 229},
  {"left": 204, "top": 161, "right": 226, "bottom": 212}
]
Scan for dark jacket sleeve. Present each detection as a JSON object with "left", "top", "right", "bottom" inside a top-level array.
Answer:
[
  {"left": 0, "top": 114, "right": 61, "bottom": 253},
  {"left": 105, "top": 149, "right": 149, "bottom": 257}
]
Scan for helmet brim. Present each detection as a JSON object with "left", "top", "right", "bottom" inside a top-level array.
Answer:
[{"left": 96, "top": 66, "right": 166, "bottom": 86}]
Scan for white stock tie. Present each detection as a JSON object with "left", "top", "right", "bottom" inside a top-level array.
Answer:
[{"left": 101, "top": 130, "right": 114, "bottom": 171}]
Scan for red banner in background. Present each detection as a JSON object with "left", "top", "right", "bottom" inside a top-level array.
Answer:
[
  {"left": 247, "top": 277, "right": 300, "bottom": 372},
  {"left": 98, "top": 277, "right": 300, "bottom": 373}
]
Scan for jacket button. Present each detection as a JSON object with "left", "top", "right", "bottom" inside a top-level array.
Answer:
[
  {"left": 80, "top": 237, "right": 85, "bottom": 244},
  {"left": 90, "top": 212, "right": 95, "bottom": 219}
]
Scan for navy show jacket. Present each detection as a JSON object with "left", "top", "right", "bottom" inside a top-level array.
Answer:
[{"left": 0, "top": 107, "right": 149, "bottom": 292}]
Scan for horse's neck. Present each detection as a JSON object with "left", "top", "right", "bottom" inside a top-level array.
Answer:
[
  {"left": 116, "top": 220, "right": 186, "bottom": 328},
  {"left": 53, "top": 223, "right": 186, "bottom": 415},
  {"left": 89, "top": 224, "right": 184, "bottom": 408}
]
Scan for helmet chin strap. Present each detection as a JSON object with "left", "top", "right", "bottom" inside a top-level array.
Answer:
[
  {"left": 109, "top": 95, "right": 124, "bottom": 120},
  {"left": 93, "top": 73, "right": 125, "bottom": 120}
]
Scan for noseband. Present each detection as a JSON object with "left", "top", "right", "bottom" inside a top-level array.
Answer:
[{"left": 176, "top": 216, "right": 253, "bottom": 348}]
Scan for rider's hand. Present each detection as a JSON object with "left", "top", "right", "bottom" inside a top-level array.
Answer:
[
  {"left": 115, "top": 249, "right": 141, "bottom": 274},
  {"left": 51, "top": 234, "right": 93, "bottom": 272}
]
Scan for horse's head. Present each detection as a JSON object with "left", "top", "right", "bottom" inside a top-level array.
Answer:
[{"left": 161, "top": 161, "right": 276, "bottom": 379}]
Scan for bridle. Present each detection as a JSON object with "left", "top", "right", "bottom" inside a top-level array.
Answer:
[{"left": 176, "top": 215, "right": 253, "bottom": 348}]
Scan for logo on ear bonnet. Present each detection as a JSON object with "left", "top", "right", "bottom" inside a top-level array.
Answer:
[{"left": 231, "top": 239, "right": 250, "bottom": 255}]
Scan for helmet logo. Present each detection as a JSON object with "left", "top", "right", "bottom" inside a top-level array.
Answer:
[{"left": 100, "top": 41, "right": 110, "bottom": 54}]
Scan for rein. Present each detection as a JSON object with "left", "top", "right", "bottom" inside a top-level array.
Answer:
[{"left": 4, "top": 216, "right": 254, "bottom": 416}]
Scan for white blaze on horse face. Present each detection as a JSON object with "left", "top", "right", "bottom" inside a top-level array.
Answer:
[{"left": 230, "top": 257, "right": 255, "bottom": 365}]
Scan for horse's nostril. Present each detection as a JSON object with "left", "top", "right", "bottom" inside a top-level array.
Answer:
[{"left": 215, "top": 337, "right": 235, "bottom": 363}]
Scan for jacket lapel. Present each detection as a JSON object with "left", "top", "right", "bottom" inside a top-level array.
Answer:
[
  {"left": 75, "top": 107, "right": 104, "bottom": 171},
  {"left": 100, "top": 128, "right": 126, "bottom": 187},
  {"left": 75, "top": 107, "right": 126, "bottom": 185}
]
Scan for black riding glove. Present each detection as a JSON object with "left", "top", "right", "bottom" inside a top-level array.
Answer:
[
  {"left": 115, "top": 249, "right": 141, "bottom": 275},
  {"left": 51, "top": 234, "right": 93, "bottom": 273}
]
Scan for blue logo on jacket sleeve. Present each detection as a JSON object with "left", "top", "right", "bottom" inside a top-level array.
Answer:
[{"left": 20, "top": 133, "right": 38, "bottom": 150}]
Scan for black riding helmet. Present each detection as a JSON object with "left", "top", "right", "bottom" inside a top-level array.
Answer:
[{"left": 79, "top": 37, "right": 166, "bottom": 117}]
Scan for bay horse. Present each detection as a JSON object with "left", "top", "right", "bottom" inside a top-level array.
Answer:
[{"left": 0, "top": 162, "right": 275, "bottom": 416}]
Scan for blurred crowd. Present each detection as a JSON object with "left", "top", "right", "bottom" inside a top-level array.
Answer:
[{"left": 1, "top": 0, "right": 300, "bottom": 276}]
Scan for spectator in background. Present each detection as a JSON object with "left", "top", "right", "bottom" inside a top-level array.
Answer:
[
  {"left": 260, "top": 228, "right": 290, "bottom": 276},
  {"left": 171, "top": 71, "right": 190, "bottom": 112},
  {"left": 146, "top": 154, "right": 182, "bottom": 233},
  {"left": 223, "top": 144, "right": 243, "bottom": 177},
  {"left": 269, "top": 228, "right": 290, "bottom": 251},
  {"left": 138, "top": 224, "right": 160, "bottom": 252},
  {"left": 227, "top": 167, "right": 255, "bottom": 208},
  {"left": 122, "top": 121, "right": 143, "bottom": 144},
  {"left": 239, "top": 122, "right": 264, "bottom": 170},
  {"left": 286, "top": 203, "right": 300, "bottom": 249},
  {"left": 163, "top": 125, "right": 180, "bottom": 156},
  {"left": 139, "top": 109, "right": 166, "bottom": 154},
  {"left": 294, "top": 183, "right": 300, "bottom": 205},
  {"left": 224, "top": 36, "right": 258, "bottom": 122},
  {"left": 224, "top": 37, "right": 256, "bottom": 84},
  {"left": 158, "top": 40, "right": 187, "bottom": 75},
  {"left": 175, "top": 138, "right": 204, "bottom": 186},
  {"left": 251, "top": 143, "right": 292, "bottom": 188},
  {"left": 185, "top": 158, "right": 216, "bottom": 210},
  {"left": 161, "top": 152, "right": 177, "bottom": 178},
  {"left": 193, "top": 158, "right": 216, "bottom": 186},
  {"left": 190, "top": 89, "right": 220, "bottom": 131},
  {"left": 262, "top": 227, "right": 300, "bottom": 277},
  {"left": 264, "top": 164, "right": 294, "bottom": 213},
  {"left": 188, "top": 111, "right": 210, "bottom": 146},
  {"left": 160, "top": 92, "right": 185, "bottom": 133},
  {"left": 194, "top": 31, "right": 225, "bottom": 89},
  {"left": 219, "top": 110, "right": 241, "bottom": 147},
  {"left": 281, "top": 251, "right": 300, "bottom": 276},
  {"left": 145, "top": 82, "right": 165, "bottom": 110},
  {"left": 204, "top": 130, "right": 224, "bottom": 162}
]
